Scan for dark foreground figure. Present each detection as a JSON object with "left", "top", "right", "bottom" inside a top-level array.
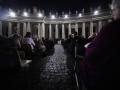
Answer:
[{"left": 80, "top": 0, "right": 120, "bottom": 90}]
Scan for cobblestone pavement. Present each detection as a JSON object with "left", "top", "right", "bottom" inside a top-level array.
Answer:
[{"left": 29, "top": 45, "right": 78, "bottom": 90}]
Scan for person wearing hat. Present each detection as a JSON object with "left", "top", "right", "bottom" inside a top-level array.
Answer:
[{"left": 80, "top": 0, "right": 120, "bottom": 90}]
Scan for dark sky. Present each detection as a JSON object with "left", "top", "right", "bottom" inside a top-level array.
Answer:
[{"left": 0, "top": 0, "right": 112, "bottom": 13}]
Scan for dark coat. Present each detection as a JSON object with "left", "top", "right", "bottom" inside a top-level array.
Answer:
[{"left": 80, "top": 19, "right": 120, "bottom": 90}]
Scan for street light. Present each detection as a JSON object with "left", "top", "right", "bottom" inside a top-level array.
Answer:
[
  {"left": 38, "top": 13, "right": 43, "bottom": 18},
  {"left": 78, "top": 13, "right": 82, "bottom": 17},
  {"left": 23, "top": 12, "right": 28, "bottom": 17},
  {"left": 51, "top": 15, "right": 56, "bottom": 19},
  {"left": 94, "top": 10, "right": 99, "bottom": 15},
  {"left": 9, "top": 11, "right": 16, "bottom": 17},
  {"left": 64, "top": 14, "right": 68, "bottom": 19}
]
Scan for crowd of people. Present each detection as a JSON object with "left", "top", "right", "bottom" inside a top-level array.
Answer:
[
  {"left": 0, "top": 32, "right": 55, "bottom": 71},
  {"left": 63, "top": 32, "right": 97, "bottom": 57}
]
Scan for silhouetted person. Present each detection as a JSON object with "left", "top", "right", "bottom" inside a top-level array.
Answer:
[
  {"left": 22, "top": 32, "right": 35, "bottom": 59},
  {"left": 76, "top": 35, "right": 88, "bottom": 56},
  {"left": 9, "top": 33, "right": 21, "bottom": 50},
  {"left": 23, "top": 32, "right": 35, "bottom": 50},
  {"left": 80, "top": 0, "right": 120, "bottom": 90}
]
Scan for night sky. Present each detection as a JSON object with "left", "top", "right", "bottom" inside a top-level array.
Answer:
[{"left": 0, "top": 0, "right": 112, "bottom": 13}]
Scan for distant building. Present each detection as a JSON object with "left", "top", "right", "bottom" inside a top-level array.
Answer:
[{"left": 0, "top": 8, "right": 112, "bottom": 39}]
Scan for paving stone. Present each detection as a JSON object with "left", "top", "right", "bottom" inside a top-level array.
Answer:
[{"left": 28, "top": 45, "right": 78, "bottom": 90}]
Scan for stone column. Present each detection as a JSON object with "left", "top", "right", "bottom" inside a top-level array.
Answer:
[
  {"left": 75, "top": 23, "right": 78, "bottom": 33},
  {"left": 23, "top": 22, "right": 27, "bottom": 37},
  {"left": 98, "top": 21, "right": 102, "bottom": 32},
  {"left": 17, "top": 22, "right": 20, "bottom": 34},
  {"left": 0, "top": 21, "right": 2, "bottom": 36},
  {"left": 38, "top": 23, "right": 41, "bottom": 38},
  {"left": 41, "top": 23, "right": 45, "bottom": 38},
  {"left": 49, "top": 24, "right": 52, "bottom": 39},
  {"left": 27, "top": 22, "right": 31, "bottom": 32},
  {"left": 68, "top": 23, "right": 71, "bottom": 35},
  {"left": 62, "top": 24, "right": 65, "bottom": 39},
  {"left": 55, "top": 24, "right": 58, "bottom": 39},
  {"left": 8, "top": 22, "right": 12, "bottom": 37},
  {"left": 82, "top": 22, "right": 86, "bottom": 38},
  {"left": 90, "top": 21, "right": 94, "bottom": 36}
]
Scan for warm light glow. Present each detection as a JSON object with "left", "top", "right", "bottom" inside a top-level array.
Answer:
[
  {"left": 23, "top": 12, "right": 28, "bottom": 17},
  {"left": 51, "top": 15, "right": 55, "bottom": 19},
  {"left": 9, "top": 11, "right": 16, "bottom": 17},
  {"left": 78, "top": 13, "right": 82, "bottom": 17},
  {"left": 64, "top": 14, "right": 68, "bottom": 18},
  {"left": 38, "top": 13, "right": 43, "bottom": 17},
  {"left": 94, "top": 10, "right": 99, "bottom": 15}
]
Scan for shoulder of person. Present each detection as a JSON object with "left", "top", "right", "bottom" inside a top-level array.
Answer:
[
  {"left": 99, "top": 20, "right": 119, "bottom": 34},
  {"left": 104, "top": 20, "right": 120, "bottom": 29}
]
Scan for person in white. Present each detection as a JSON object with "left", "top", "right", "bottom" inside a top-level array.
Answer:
[{"left": 23, "top": 32, "right": 35, "bottom": 50}]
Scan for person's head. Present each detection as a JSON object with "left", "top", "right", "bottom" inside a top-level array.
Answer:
[
  {"left": 111, "top": 0, "right": 120, "bottom": 20},
  {"left": 25, "top": 32, "right": 32, "bottom": 38},
  {"left": 13, "top": 34, "right": 20, "bottom": 39}
]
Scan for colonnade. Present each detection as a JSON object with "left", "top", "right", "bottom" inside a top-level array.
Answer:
[{"left": 0, "top": 19, "right": 111, "bottom": 39}]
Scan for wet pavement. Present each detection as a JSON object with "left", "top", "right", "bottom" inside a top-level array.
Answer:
[{"left": 29, "top": 44, "right": 78, "bottom": 90}]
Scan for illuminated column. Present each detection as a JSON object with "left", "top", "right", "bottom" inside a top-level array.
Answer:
[
  {"left": 38, "top": 23, "right": 41, "bottom": 38},
  {"left": 98, "top": 21, "right": 102, "bottom": 32},
  {"left": 82, "top": 22, "right": 86, "bottom": 38},
  {"left": 8, "top": 22, "right": 12, "bottom": 37},
  {"left": 75, "top": 23, "right": 78, "bottom": 33},
  {"left": 0, "top": 21, "right": 2, "bottom": 36},
  {"left": 55, "top": 24, "right": 58, "bottom": 39},
  {"left": 49, "top": 24, "right": 52, "bottom": 39},
  {"left": 41, "top": 23, "right": 45, "bottom": 38},
  {"left": 68, "top": 23, "right": 71, "bottom": 35},
  {"left": 17, "top": 22, "right": 20, "bottom": 34},
  {"left": 23, "top": 22, "right": 27, "bottom": 37},
  {"left": 62, "top": 24, "right": 65, "bottom": 39},
  {"left": 90, "top": 21, "right": 94, "bottom": 36},
  {"left": 27, "top": 22, "right": 31, "bottom": 32}
]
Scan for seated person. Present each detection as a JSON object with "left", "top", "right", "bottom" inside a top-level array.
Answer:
[
  {"left": 23, "top": 32, "right": 35, "bottom": 50},
  {"left": 22, "top": 32, "right": 35, "bottom": 59}
]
